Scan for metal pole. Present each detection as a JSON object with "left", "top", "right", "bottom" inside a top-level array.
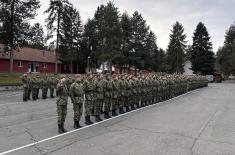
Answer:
[{"left": 87, "top": 56, "right": 90, "bottom": 73}]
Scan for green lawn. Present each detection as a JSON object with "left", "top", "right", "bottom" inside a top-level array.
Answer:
[{"left": 0, "top": 73, "right": 22, "bottom": 86}]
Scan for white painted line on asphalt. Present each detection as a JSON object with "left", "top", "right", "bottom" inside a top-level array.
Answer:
[
  {"left": 0, "top": 99, "right": 57, "bottom": 107},
  {"left": 0, "top": 88, "right": 203, "bottom": 155}
]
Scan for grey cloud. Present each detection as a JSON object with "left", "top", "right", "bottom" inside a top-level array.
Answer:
[{"left": 37, "top": 0, "right": 235, "bottom": 51}]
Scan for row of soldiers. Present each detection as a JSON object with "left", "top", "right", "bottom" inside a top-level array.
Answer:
[
  {"left": 56, "top": 73, "right": 208, "bottom": 134},
  {"left": 21, "top": 74, "right": 58, "bottom": 101}
]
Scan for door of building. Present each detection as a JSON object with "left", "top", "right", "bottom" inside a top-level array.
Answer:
[{"left": 28, "top": 63, "right": 36, "bottom": 73}]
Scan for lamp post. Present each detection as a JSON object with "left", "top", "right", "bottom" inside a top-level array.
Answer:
[{"left": 87, "top": 56, "right": 91, "bottom": 73}]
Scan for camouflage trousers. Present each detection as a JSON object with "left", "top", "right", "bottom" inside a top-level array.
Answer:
[
  {"left": 50, "top": 88, "right": 54, "bottom": 97},
  {"left": 93, "top": 99, "right": 103, "bottom": 115},
  {"left": 85, "top": 100, "right": 93, "bottom": 116},
  {"left": 32, "top": 88, "right": 37, "bottom": 99},
  {"left": 36, "top": 88, "right": 39, "bottom": 98},
  {"left": 104, "top": 96, "right": 111, "bottom": 112},
  {"left": 111, "top": 97, "right": 119, "bottom": 110},
  {"left": 42, "top": 88, "right": 48, "bottom": 97},
  {"left": 28, "top": 89, "right": 32, "bottom": 99},
  {"left": 57, "top": 104, "right": 67, "bottom": 125},
  {"left": 85, "top": 93, "right": 94, "bottom": 116},
  {"left": 23, "top": 87, "right": 29, "bottom": 101},
  {"left": 118, "top": 96, "right": 125, "bottom": 108},
  {"left": 73, "top": 101, "right": 82, "bottom": 121}
]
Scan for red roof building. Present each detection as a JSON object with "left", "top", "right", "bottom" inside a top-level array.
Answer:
[{"left": 0, "top": 44, "right": 63, "bottom": 73}]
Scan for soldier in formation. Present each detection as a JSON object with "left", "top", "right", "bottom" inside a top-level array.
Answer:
[
  {"left": 21, "top": 73, "right": 58, "bottom": 101},
  {"left": 54, "top": 73, "right": 208, "bottom": 134},
  {"left": 21, "top": 72, "right": 208, "bottom": 134}
]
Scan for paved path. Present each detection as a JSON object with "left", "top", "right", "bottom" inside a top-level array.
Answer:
[{"left": 0, "top": 83, "right": 235, "bottom": 155}]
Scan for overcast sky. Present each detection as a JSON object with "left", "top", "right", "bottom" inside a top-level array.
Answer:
[{"left": 34, "top": 0, "right": 235, "bottom": 52}]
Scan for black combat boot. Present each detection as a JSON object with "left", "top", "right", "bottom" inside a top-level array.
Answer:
[
  {"left": 104, "top": 111, "right": 111, "bottom": 119},
  {"left": 74, "top": 121, "right": 82, "bottom": 129},
  {"left": 58, "top": 124, "right": 65, "bottom": 134},
  {"left": 145, "top": 101, "right": 148, "bottom": 106},
  {"left": 51, "top": 95, "right": 54, "bottom": 98},
  {"left": 85, "top": 116, "right": 93, "bottom": 125},
  {"left": 95, "top": 115, "right": 103, "bottom": 122},
  {"left": 23, "top": 97, "right": 27, "bottom": 102},
  {"left": 33, "top": 96, "right": 36, "bottom": 101},
  {"left": 131, "top": 105, "right": 135, "bottom": 110},
  {"left": 126, "top": 106, "right": 130, "bottom": 112},
  {"left": 112, "top": 109, "right": 118, "bottom": 116},
  {"left": 61, "top": 123, "right": 67, "bottom": 133},
  {"left": 136, "top": 103, "right": 140, "bottom": 108},
  {"left": 58, "top": 124, "right": 63, "bottom": 134},
  {"left": 119, "top": 107, "right": 124, "bottom": 114}
]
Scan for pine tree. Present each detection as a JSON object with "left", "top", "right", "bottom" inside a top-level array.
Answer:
[
  {"left": 158, "top": 48, "right": 167, "bottom": 72},
  {"left": 92, "top": 1, "right": 122, "bottom": 72},
  {"left": 60, "top": 5, "right": 83, "bottom": 73},
  {"left": 145, "top": 31, "right": 158, "bottom": 70},
  {"left": 27, "top": 23, "right": 45, "bottom": 50},
  {"left": 0, "top": 0, "right": 40, "bottom": 72},
  {"left": 130, "top": 11, "right": 150, "bottom": 69},
  {"left": 119, "top": 12, "right": 133, "bottom": 73},
  {"left": 166, "top": 21, "right": 187, "bottom": 73},
  {"left": 82, "top": 18, "right": 98, "bottom": 70},
  {"left": 191, "top": 22, "right": 215, "bottom": 75},
  {"left": 45, "top": 0, "right": 72, "bottom": 73},
  {"left": 217, "top": 23, "right": 235, "bottom": 76}
]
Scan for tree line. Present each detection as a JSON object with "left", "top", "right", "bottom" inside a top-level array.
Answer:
[
  {"left": 0, "top": 0, "right": 220, "bottom": 75},
  {"left": 217, "top": 23, "right": 235, "bottom": 77}
]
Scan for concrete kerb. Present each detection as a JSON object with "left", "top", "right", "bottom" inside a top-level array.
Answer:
[
  {"left": 0, "top": 87, "right": 205, "bottom": 155},
  {"left": 0, "top": 85, "right": 23, "bottom": 92}
]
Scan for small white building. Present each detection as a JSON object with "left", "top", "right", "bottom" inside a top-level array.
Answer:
[{"left": 183, "top": 60, "right": 194, "bottom": 75}]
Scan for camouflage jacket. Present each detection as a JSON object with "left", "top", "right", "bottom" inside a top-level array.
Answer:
[{"left": 56, "top": 81, "right": 69, "bottom": 105}]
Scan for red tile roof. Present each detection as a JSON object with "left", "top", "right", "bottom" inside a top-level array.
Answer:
[{"left": 0, "top": 44, "right": 60, "bottom": 63}]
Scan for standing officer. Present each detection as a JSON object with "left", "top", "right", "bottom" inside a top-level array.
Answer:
[
  {"left": 83, "top": 74, "right": 94, "bottom": 125},
  {"left": 27, "top": 73, "right": 32, "bottom": 100},
  {"left": 93, "top": 74, "right": 103, "bottom": 122},
  {"left": 49, "top": 76, "right": 56, "bottom": 98},
  {"left": 70, "top": 74, "right": 84, "bottom": 129},
  {"left": 22, "top": 73, "right": 29, "bottom": 102},
  {"left": 111, "top": 75, "right": 119, "bottom": 116},
  {"left": 31, "top": 76, "right": 38, "bottom": 101},
  {"left": 35, "top": 75, "right": 41, "bottom": 99},
  {"left": 42, "top": 74, "right": 48, "bottom": 99},
  {"left": 103, "top": 74, "right": 112, "bottom": 119},
  {"left": 56, "top": 76, "right": 69, "bottom": 134}
]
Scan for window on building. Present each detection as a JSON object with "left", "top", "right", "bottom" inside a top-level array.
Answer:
[
  {"left": 43, "top": 63, "right": 47, "bottom": 69},
  {"left": 17, "top": 61, "right": 23, "bottom": 67}
]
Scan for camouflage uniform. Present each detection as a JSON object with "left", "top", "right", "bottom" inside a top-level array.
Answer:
[
  {"left": 111, "top": 77, "right": 119, "bottom": 116},
  {"left": 103, "top": 76, "right": 112, "bottom": 117},
  {"left": 42, "top": 76, "right": 48, "bottom": 99},
  {"left": 56, "top": 78, "right": 69, "bottom": 133},
  {"left": 70, "top": 79, "right": 84, "bottom": 128},
  {"left": 93, "top": 76, "right": 103, "bottom": 122},
  {"left": 35, "top": 75, "right": 41, "bottom": 99},
  {"left": 22, "top": 74, "right": 29, "bottom": 102},
  {"left": 83, "top": 76, "right": 95, "bottom": 125},
  {"left": 49, "top": 76, "right": 56, "bottom": 98},
  {"left": 119, "top": 76, "right": 128, "bottom": 112},
  {"left": 31, "top": 77, "right": 38, "bottom": 101}
]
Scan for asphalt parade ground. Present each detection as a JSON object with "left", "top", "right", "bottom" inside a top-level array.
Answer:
[{"left": 0, "top": 82, "right": 235, "bottom": 155}]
